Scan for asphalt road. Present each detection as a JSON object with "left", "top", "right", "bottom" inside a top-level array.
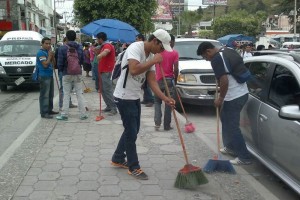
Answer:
[{"left": 180, "top": 103, "right": 300, "bottom": 200}]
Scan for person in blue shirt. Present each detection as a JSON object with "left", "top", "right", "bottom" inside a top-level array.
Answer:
[{"left": 36, "top": 37, "right": 59, "bottom": 119}]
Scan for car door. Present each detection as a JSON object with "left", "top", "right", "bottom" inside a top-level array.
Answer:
[
  {"left": 258, "top": 64, "right": 300, "bottom": 182},
  {"left": 241, "top": 61, "right": 272, "bottom": 150}
]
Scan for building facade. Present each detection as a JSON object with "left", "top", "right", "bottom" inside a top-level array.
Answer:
[{"left": 0, "top": 0, "right": 61, "bottom": 43}]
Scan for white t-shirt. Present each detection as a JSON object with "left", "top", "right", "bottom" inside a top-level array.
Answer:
[
  {"left": 225, "top": 75, "right": 249, "bottom": 101},
  {"left": 219, "top": 52, "right": 249, "bottom": 101},
  {"left": 113, "top": 42, "right": 155, "bottom": 100},
  {"left": 242, "top": 52, "right": 253, "bottom": 58}
]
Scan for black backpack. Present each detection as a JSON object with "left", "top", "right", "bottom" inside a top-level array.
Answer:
[
  {"left": 111, "top": 51, "right": 129, "bottom": 88},
  {"left": 219, "top": 47, "right": 251, "bottom": 83}
]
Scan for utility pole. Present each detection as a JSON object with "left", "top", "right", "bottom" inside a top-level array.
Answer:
[
  {"left": 294, "top": 0, "right": 297, "bottom": 41},
  {"left": 178, "top": 1, "right": 181, "bottom": 35},
  {"left": 54, "top": 0, "right": 57, "bottom": 44},
  {"left": 24, "top": 0, "right": 29, "bottom": 30}
]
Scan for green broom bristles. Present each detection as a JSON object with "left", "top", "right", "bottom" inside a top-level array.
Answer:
[{"left": 174, "top": 164, "right": 208, "bottom": 189}]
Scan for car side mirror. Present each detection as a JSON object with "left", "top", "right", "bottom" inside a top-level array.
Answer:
[{"left": 279, "top": 105, "right": 300, "bottom": 120}]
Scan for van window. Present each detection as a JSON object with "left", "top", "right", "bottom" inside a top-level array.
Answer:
[{"left": 0, "top": 40, "right": 41, "bottom": 57}]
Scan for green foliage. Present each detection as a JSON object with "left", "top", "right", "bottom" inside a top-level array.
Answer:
[
  {"left": 73, "top": 0, "right": 157, "bottom": 33},
  {"left": 198, "top": 30, "right": 215, "bottom": 39},
  {"left": 212, "top": 11, "right": 261, "bottom": 38},
  {"left": 180, "top": 11, "right": 202, "bottom": 36}
]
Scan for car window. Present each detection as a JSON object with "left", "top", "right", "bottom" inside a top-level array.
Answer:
[
  {"left": 174, "top": 41, "right": 221, "bottom": 60},
  {"left": 246, "top": 62, "right": 270, "bottom": 98},
  {"left": 268, "top": 65, "right": 300, "bottom": 108}
]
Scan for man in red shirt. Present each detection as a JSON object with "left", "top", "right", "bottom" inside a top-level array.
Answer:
[{"left": 96, "top": 32, "right": 117, "bottom": 115}]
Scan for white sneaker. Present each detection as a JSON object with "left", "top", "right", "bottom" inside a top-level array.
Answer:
[
  {"left": 219, "top": 147, "right": 236, "bottom": 156},
  {"left": 230, "top": 157, "right": 252, "bottom": 165}
]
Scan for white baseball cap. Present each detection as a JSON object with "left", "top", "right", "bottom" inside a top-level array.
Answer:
[{"left": 153, "top": 29, "right": 172, "bottom": 52}]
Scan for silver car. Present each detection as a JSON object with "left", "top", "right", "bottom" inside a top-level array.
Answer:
[
  {"left": 242, "top": 52, "right": 300, "bottom": 194},
  {"left": 174, "top": 38, "right": 222, "bottom": 109}
]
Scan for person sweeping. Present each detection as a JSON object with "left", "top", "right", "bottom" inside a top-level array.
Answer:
[
  {"left": 197, "top": 42, "right": 252, "bottom": 165},
  {"left": 111, "top": 29, "right": 175, "bottom": 180},
  {"left": 154, "top": 34, "right": 179, "bottom": 131}
]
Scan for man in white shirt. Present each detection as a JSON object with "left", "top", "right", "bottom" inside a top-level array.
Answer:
[
  {"left": 241, "top": 43, "right": 253, "bottom": 58},
  {"left": 111, "top": 29, "right": 175, "bottom": 180}
]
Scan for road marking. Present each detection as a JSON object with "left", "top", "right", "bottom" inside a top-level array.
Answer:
[
  {"left": 0, "top": 117, "right": 40, "bottom": 170},
  {"left": 0, "top": 94, "right": 59, "bottom": 171}
]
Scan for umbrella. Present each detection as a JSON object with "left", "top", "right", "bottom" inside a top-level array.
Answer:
[{"left": 80, "top": 19, "right": 139, "bottom": 43}]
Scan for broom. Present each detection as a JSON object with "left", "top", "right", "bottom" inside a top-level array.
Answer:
[
  {"left": 203, "top": 81, "right": 236, "bottom": 174},
  {"left": 53, "top": 69, "right": 63, "bottom": 109},
  {"left": 172, "top": 81, "right": 195, "bottom": 133},
  {"left": 96, "top": 72, "right": 104, "bottom": 121},
  {"left": 159, "top": 64, "right": 208, "bottom": 189},
  {"left": 82, "top": 79, "right": 92, "bottom": 93}
]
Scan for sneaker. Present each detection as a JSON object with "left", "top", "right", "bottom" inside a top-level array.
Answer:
[
  {"left": 155, "top": 124, "right": 160, "bottom": 131},
  {"left": 128, "top": 168, "right": 148, "bottom": 180},
  {"left": 107, "top": 110, "right": 117, "bottom": 116},
  {"left": 220, "top": 147, "right": 236, "bottom": 156},
  {"left": 101, "top": 107, "right": 111, "bottom": 112},
  {"left": 56, "top": 115, "right": 68, "bottom": 121},
  {"left": 145, "top": 103, "right": 153, "bottom": 107},
  {"left": 41, "top": 114, "right": 53, "bottom": 119},
  {"left": 69, "top": 104, "right": 78, "bottom": 108},
  {"left": 49, "top": 110, "right": 59, "bottom": 115},
  {"left": 80, "top": 115, "right": 88, "bottom": 120},
  {"left": 164, "top": 127, "right": 173, "bottom": 131},
  {"left": 230, "top": 157, "right": 252, "bottom": 165},
  {"left": 111, "top": 161, "right": 128, "bottom": 169}
]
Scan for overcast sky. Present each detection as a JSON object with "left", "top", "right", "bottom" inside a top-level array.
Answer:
[
  {"left": 188, "top": 0, "right": 203, "bottom": 10},
  {"left": 55, "top": 0, "right": 204, "bottom": 23}
]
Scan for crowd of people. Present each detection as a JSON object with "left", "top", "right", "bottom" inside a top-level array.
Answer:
[{"left": 36, "top": 29, "right": 254, "bottom": 180}]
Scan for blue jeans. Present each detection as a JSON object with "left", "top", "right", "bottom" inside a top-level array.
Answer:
[
  {"left": 100, "top": 72, "right": 116, "bottom": 111},
  {"left": 154, "top": 79, "right": 174, "bottom": 128},
  {"left": 143, "top": 81, "right": 154, "bottom": 103},
  {"left": 39, "top": 76, "right": 54, "bottom": 116},
  {"left": 112, "top": 98, "right": 141, "bottom": 171},
  {"left": 94, "top": 64, "right": 99, "bottom": 90},
  {"left": 221, "top": 93, "right": 251, "bottom": 161}
]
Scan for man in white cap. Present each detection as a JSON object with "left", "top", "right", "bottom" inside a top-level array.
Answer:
[{"left": 111, "top": 29, "right": 175, "bottom": 180}]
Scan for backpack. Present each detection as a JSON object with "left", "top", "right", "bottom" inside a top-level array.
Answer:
[
  {"left": 66, "top": 45, "right": 82, "bottom": 75},
  {"left": 111, "top": 51, "right": 130, "bottom": 88},
  {"left": 219, "top": 48, "right": 252, "bottom": 83},
  {"left": 32, "top": 64, "right": 39, "bottom": 82}
]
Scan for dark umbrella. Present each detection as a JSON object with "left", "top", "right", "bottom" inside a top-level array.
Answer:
[{"left": 80, "top": 19, "right": 139, "bottom": 43}]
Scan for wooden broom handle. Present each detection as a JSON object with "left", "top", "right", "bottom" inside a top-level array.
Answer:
[
  {"left": 159, "top": 64, "right": 189, "bottom": 165},
  {"left": 215, "top": 80, "right": 221, "bottom": 153}
]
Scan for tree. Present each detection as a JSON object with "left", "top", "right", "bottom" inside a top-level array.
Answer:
[
  {"left": 212, "top": 10, "right": 262, "bottom": 38},
  {"left": 180, "top": 10, "right": 202, "bottom": 37},
  {"left": 73, "top": 0, "right": 157, "bottom": 33}
]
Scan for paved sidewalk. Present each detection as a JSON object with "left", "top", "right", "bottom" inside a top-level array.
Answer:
[{"left": 6, "top": 77, "right": 266, "bottom": 200}]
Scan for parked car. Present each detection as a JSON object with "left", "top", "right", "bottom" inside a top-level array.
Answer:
[
  {"left": 242, "top": 52, "right": 300, "bottom": 194},
  {"left": 173, "top": 38, "right": 222, "bottom": 110}
]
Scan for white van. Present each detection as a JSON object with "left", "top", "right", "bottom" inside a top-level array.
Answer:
[
  {"left": 0, "top": 31, "right": 43, "bottom": 91},
  {"left": 280, "top": 42, "right": 300, "bottom": 50}
]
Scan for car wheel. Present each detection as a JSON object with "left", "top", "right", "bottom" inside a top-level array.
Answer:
[{"left": 0, "top": 85, "right": 7, "bottom": 91}]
